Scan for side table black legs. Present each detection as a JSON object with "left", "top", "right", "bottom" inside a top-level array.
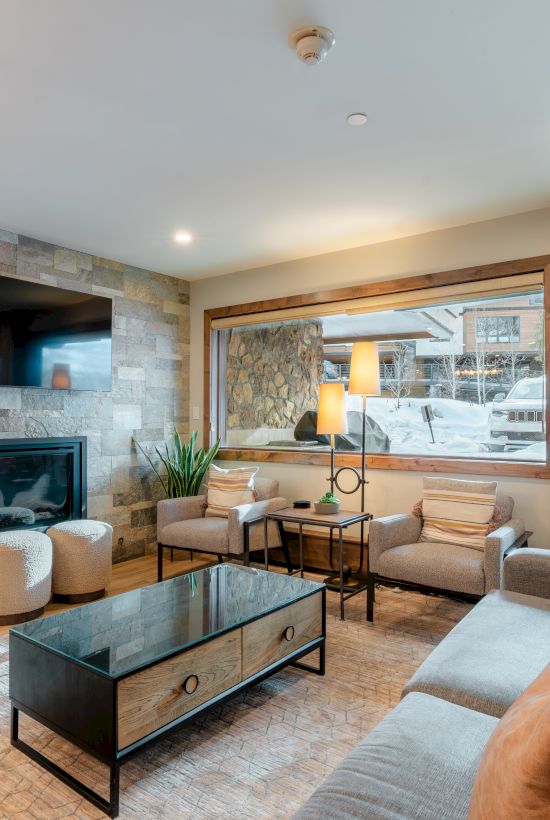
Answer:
[{"left": 264, "top": 509, "right": 372, "bottom": 621}]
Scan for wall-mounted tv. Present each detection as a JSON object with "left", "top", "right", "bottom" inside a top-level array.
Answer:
[{"left": 0, "top": 275, "right": 112, "bottom": 391}]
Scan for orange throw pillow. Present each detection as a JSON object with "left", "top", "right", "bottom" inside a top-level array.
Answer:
[{"left": 469, "top": 663, "right": 550, "bottom": 819}]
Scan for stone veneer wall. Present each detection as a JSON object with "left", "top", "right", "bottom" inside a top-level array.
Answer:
[
  {"left": 226, "top": 321, "right": 323, "bottom": 434},
  {"left": 0, "top": 229, "right": 190, "bottom": 562}
]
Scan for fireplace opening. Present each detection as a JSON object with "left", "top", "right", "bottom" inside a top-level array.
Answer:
[{"left": 0, "top": 437, "right": 86, "bottom": 531}]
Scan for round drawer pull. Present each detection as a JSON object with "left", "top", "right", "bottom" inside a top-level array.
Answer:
[
  {"left": 283, "top": 625, "right": 295, "bottom": 642},
  {"left": 182, "top": 674, "right": 199, "bottom": 695}
]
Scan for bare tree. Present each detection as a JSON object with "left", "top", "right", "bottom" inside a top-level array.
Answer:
[
  {"left": 470, "top": 312, "right": 492, "bottom": 405},
  {"left": 533, "top": 311, "right": 545, "bottom": 370},
  {"left": 388, "top": 345, "right": 412, "bottom": 409},
  {"left": 495, "top": 315, "right": 523, "bottom": 390},
  {"left": 435, "top": 345, "right": 460, "bottom": 400}
]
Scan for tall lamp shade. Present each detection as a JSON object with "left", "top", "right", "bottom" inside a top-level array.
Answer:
[
  {"left": 317, "top": 383, "right": 348, "bottom": 435},
  {"left": 348, "top": 341, "right": 381, "bottom": 397}
]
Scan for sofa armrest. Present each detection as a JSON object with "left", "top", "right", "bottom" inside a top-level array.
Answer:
[
  {"left": 484, "top": 517, "right": 525, "bottom": 592},
  {"left": 503, "top": 548, "right": 550, "bottom": 599},
  {"left": 369, "top": 514, "right": 422, "bottom": 573},
  {"left": 157, "top": 494, "right": 207, "bottom": 538},
  {"left": 227, "top": 496, "right": 288, "bottom": 553}
]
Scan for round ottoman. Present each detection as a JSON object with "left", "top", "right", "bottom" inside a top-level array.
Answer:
[
  {"left": 0, "top": 530, "right": 52, "bottom": 624},
  {"left": 47, "top": 520, "right": 113, "bottom": 603}
]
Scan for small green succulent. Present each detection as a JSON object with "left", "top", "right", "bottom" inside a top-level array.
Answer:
[{"left": 318, "top": 491, "right": 340, "bottom": 505}]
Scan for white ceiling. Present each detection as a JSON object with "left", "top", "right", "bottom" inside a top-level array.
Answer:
[{"left": 2, "top": 0, "right": 550, "bottom": 280}]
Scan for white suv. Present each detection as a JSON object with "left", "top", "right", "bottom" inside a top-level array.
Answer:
[{"left": 489, "top": 377, "right": 545, "bottom": 452}]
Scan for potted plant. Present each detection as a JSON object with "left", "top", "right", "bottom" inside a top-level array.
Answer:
[
  {"left": 134, "top": 429, "right": 220, "bottom": 498},
  {"left": 315, "top": 491, "right": 341, "bottom": 515}
]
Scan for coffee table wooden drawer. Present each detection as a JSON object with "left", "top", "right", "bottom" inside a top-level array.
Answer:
[
  {"left": 117, "top": 630, "right": 241, "bottom": 749},
  {"left": 242, "top": 591, "right": 323, "bottom": 680}
]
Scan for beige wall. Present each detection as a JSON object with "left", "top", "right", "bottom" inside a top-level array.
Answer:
[{"left": 190, "top": 207, "right": 550, "bottom": 547}]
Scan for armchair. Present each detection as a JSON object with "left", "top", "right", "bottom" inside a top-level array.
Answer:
[
  {"left": 367, "top": 493, "right": 526, "bottom": 621},
  {"left": 156, "top": 477, "right": 290, "bottom": 581},
  {"left": 503, "top": 548, "right": 550, "bottom": 599}
]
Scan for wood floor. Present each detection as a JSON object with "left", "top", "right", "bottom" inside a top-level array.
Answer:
[{"left": 0, "top": 555, "right": 471, "bottom": 818}]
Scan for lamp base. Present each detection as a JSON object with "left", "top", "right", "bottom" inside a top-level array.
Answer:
[{"left": 323, "top": 570, "right": 367, "bottom": 594}]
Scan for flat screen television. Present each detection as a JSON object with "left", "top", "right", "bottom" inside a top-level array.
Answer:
[{"left": 0, "top": 275, "right": 112, "bottom": 391}]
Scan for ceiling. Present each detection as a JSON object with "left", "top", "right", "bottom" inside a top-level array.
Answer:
[{"left": 2, "top": 1, "right": 550, "bottom": 280}]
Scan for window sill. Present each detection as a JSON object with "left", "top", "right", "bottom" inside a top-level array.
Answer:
[{"left": 217, "top": 447, "right": 550, "bottom": 478}]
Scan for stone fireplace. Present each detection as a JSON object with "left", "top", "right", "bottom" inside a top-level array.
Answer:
[{"left": 0, "top": 437, "right": 86, "bottom": 531}]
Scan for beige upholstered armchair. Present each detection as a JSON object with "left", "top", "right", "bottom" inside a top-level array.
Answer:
[
  {"left": 367, "top": 493, "right": 526, "bottom": 621},
  {"left": 156, "top": 477, "right": 290, "bottom": 581},
  {"left": 503, "top": 548, "right": 550, "bottom": 599}
]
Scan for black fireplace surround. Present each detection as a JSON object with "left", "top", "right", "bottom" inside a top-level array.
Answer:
[{"left": 0, "top": 437, "right": 86, "bottom": 532}]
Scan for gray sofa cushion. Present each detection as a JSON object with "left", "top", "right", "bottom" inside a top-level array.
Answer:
[
  {"left": 295, "top": 692, "right": 497, "bottom": 820},
  {"left": 376, "top": 541, "right": 485, "bottom": 595},
  {"left": 403, "top": 589, "right": 550, "bottom": 717}
]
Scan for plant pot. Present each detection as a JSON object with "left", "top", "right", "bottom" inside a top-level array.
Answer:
[{"left": 314, "top": 502, "right": 340, "bottom": 515}]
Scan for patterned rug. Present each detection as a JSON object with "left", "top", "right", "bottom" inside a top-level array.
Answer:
[{"left": 0, "top": 585, "right": 469, "bottom": 819}]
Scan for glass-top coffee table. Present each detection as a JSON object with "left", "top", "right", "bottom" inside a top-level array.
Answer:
[{"left": 9, "top": 564, "right": 325, "bottom": 817}]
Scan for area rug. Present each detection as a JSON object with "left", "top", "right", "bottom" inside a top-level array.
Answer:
[{"left": 0, "top": 585, "right": 469, "bottom": 819}]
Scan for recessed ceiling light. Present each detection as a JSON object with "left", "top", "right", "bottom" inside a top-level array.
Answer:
[
  {"left": 174, "top": 230, "right": 193, "bottom": 244},
  {"left": 346, "top": 112, "right": 368, "bottom": 126}
]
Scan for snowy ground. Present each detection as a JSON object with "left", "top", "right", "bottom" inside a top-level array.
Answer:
[{"left": 346, "top": 395, "right": 545, "bottom": 461}]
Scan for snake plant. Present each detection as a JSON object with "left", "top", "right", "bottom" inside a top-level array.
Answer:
[{"left": 134, "top": 429, "right": 220, "bottom": 498}]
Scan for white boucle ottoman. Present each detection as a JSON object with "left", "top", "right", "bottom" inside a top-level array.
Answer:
[
  {"left": 47, "top": 520, "right": 113, "bottom": 603},
  {"left": 0, "top": 530, "right": 52, "bottom": 624}
]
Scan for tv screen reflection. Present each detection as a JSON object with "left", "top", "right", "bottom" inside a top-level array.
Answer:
[{"left": 0, "top": 276, "right": 112, "bottom": 391}]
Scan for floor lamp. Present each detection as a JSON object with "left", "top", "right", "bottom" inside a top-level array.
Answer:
[
  {"left": 318, "top": 343, "right": 381, "bottom": 584},
  {"left": 348, "top": 340, "right": 381, "bottom": 518}
]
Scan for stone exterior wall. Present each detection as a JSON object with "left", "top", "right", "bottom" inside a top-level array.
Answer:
[
  {"left": 226, "top": 321, "right": 323, "bottom": 435},
  {"left": 0, "top": 229, "right": 190, "bottom": 562}
]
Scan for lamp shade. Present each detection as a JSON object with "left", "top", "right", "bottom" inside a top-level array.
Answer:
[
  {"left": 348, "top": 341, "right": 381, "bottom": 396},
  {"left": 317, "top": 383, "right": 348, "bottom": 435}
]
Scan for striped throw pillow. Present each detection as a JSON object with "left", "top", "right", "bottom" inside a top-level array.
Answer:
[
  {"left": 205, "top": 465, "right": 259, "bottom": 518},
  {"left": 419, "top": 477, "right": 497, "bottom": 551}
]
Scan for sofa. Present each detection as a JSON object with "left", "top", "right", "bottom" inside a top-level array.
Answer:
[{"left": 295, "top": 548, "right": 550, "bottom": 819}]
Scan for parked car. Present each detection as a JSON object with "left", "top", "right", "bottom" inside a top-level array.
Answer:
[
  {"left": 323, "top": 360, "right": 340, "bottom": 380},
  {"left": 489, "top": 376, "right": 545, "bottom": 451}
]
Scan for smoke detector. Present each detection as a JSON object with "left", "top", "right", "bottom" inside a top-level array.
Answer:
[{"left": 289, "top": 26, "right": 335, "bottom": 65}]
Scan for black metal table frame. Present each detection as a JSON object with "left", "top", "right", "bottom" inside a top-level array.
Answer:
[
  {"left": 10, "top": 588, "right": 326, "bottom": 818},
  {"left": 265, "top": 510, "right": 372, "bottom": 620}
]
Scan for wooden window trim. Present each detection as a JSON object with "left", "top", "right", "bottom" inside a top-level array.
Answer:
[{"left": 204, "top": 255, "right": 550, "bottom": 479}]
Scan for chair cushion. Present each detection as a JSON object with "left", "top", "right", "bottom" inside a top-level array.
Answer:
[
  {"left": 205, "top": 465, "right": 258, "bottom": 517},
  {"left": 403, "top": 589, "right": 550, "bottom": 717},
  {"left": 420, "top": 476, "right": 497, "bottom": 551},
  {"left": 469, "top": 663, "right": 550, "bottom": 819},
  {"left": 160, "top": 517, "right": 230, "bottom": 553},
  {"left": 295, "top": 692, "right": 498, "bottom": 820},
  {"left": 376, "top": 541, "right": 485, "bottom": 595}
]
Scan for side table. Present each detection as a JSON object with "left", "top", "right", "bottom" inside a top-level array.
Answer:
[
  {"left": 502, "top": 530, "right": 533, "bottom": 559},
  {"left": 264, "top": 508, "right": 371, "bottom": 620}
]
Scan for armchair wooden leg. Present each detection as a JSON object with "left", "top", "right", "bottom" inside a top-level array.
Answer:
[
  {"left": 157, "top": 543, "right": 164, "bottom": 583},
  {"left": 367, "top": 571, "right": 375, "bottom": 622}
]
